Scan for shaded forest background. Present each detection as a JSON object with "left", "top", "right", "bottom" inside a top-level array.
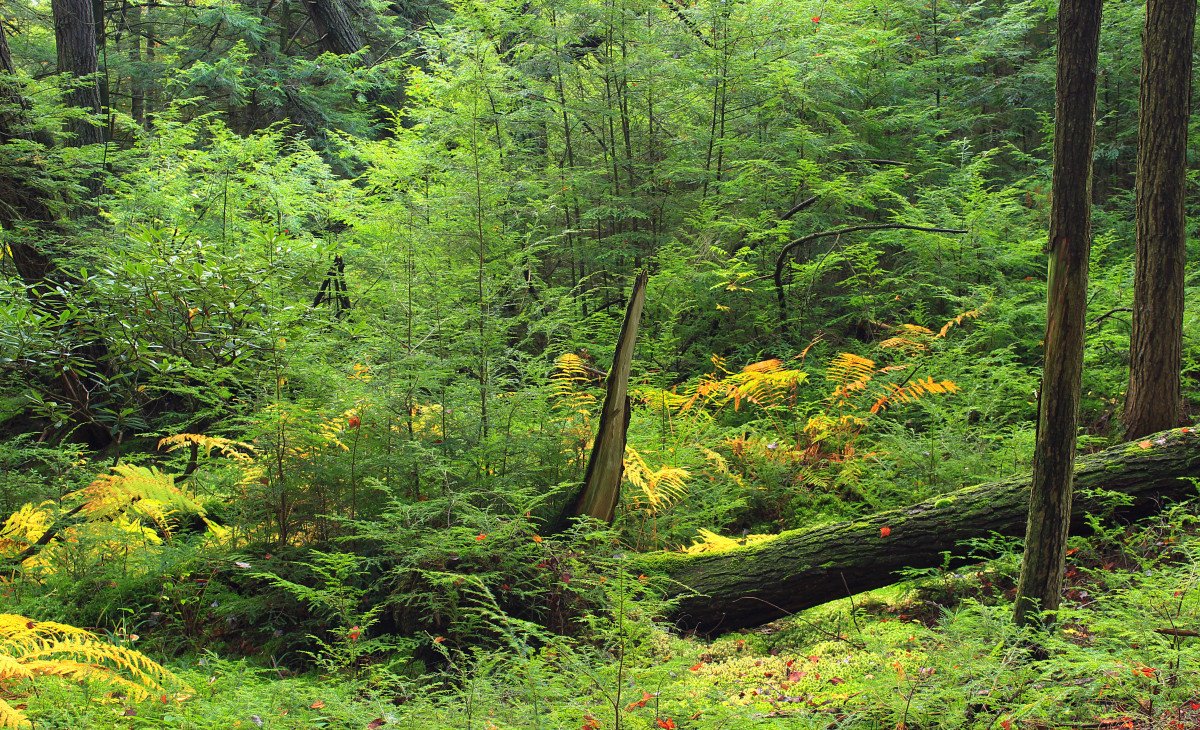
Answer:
[{"left": 2, "top": 0, "right": 1200, "bottom": 727}]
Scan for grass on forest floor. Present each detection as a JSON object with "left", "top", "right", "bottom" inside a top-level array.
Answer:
[{"left": 8, "top": 502, "right": 1200, "bottom": 730}]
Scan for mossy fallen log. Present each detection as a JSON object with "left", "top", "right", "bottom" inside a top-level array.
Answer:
[{"left": 641, "top": 428, "right": 1200, "bottom": 633}]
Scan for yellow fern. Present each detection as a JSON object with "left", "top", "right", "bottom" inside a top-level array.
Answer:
[
  {"left": 0, "top": 614, "right": 185, "bottom": 728},
  {"left": 551, "top": 353, "right": 599, "bottom": 415},
  {"left": 684, "top": 357, "right": 808, "bottom": 412},
  {"left": 870, "top": 376, "right": 960, "bottom": 413},
  {"left": 158, "top": 433, "right": 256, "bottom": 462},
  {"left": 937, "top": 309, "right": 980, "bottom": 338},
  {"left": 71, "top": 464, "right": 204, "bottom": 526},
  {"left": 827, "top": 352, "right": 876, "bottom": 402},
  {"left": 624, "top": 446, "right": 688, "bottom": 514}
]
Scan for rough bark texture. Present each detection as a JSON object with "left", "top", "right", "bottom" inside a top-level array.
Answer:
[
  {"left": 572, "top": 271, "right": 648, "bottom": 523},
  {"left": 303, "top": 0, "right": 366, "bottom": 56},
  {"left": 1012, "top": 0, "right": 1101, "bottom": 627},
  {"left": 643, "top": 429, "right": 1200, "bottom": 633},
  {"left": 1123, "top": 0, "right": 1194, "bottom": 440},
  {"left": 52, "top": 0, "right": 103, "bottom": 145}
]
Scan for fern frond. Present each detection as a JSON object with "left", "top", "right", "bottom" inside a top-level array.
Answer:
[
  {"left": 551, "top": 353, "right": 599, "bottom": 415},
  {"left": 0, "top": 696, "right": 28, "bottom": 729},
  {"left": 0, "top": 614, "right": 184, "bottom": 727},
  {"left": 624, "top": 446, "right": 689, "bottom": 513},
  {"left": 827, "top": 353, "right": 876, "bottom": 402},
  {"left": 870, "top": 377, "right": 960, "bottom": 413},
  {"left": 70, "top": 465, "right": 204, "bottom": 521},
  {"left": 742, "top": 357, "right": 784, "bottom": 373},
  {"left": 879, "top": 336, "right": 927, "bottom": 352},
  {"left": 898, "top": 323, "right": 934, "bottom": 336},
  {"left": 937, "top": 309, "right": 979, "bottom": 338},
  {"left": 158, "top": 433, "right": 256, "bottom": 462}
]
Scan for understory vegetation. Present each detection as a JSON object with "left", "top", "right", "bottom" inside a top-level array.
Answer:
[{"left": 1, "top": 0, "right": 1199, "bottom": 726}]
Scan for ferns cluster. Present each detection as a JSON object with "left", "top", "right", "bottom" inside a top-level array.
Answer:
[{"left": 0, "top": 614, "right": 183, "bottom": 729}]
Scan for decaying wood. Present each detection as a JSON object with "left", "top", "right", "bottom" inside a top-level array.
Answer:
[
  {"left": 640, "top": 429, "right": 1200, "bottom": 633},
  {"left": 552, "top": 271, "right": 648, "bottom": 527}
]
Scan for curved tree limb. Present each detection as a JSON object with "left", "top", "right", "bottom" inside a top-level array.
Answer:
[{"left": 773, "top": 223, "right": 968, "bottom": 318}]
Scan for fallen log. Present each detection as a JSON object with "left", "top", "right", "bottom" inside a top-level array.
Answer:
[{"left": 641, "top": 428, "right": 1200, "bottom": 633}]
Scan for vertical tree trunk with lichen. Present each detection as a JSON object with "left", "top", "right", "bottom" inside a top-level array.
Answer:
[
  {"left": 1013, "top": 0, "right": 1102, "bottom": 627},
  {"left": 1123, "top": 0, "right": 1195, "bottom": 440}
]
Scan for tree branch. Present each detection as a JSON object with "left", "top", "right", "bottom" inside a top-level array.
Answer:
[{"left": 774, "top": 223, "right": 968, "bottom": 317}]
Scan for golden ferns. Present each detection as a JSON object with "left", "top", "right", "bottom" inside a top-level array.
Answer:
[
  {"left": 0, "top": 614, "right": 184, "bottom": 729},
  {"left": 686, "top": 357, "right": 808, "bottom": 412},
  {"left": 826, "top": 353, "right": 876, "bottom": 403},
  {"left": 870, "top": 376, "right": 960, "bottom": 414},
  {"left": 158, "top": 433, "right": 256, "bottom": 462},
  {"left": 623, "top": 446, "right": 688, "bottom": 514}
]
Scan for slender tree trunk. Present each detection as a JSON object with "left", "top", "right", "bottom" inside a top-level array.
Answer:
[
  {"left": 1013, "top": 0, "right": 1102, "bottom": 627},
  {"left": 52, "top": 0, "right": 103, "bottom": 145},
  {"left": 1123, "top": 0, "right": 1195, "bottom": 439}
]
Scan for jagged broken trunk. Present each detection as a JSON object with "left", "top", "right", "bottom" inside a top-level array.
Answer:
[{"left": 642, "top": 429, "right": 1200, "bottom": 633}]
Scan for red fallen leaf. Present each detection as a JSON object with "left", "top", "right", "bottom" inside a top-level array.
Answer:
[
  {"left": 347, "top": 415, "right": 361, "bottom": 430},
  {"left": 656, "top": 719, "right": 676, "bottom": 730},
  {"left": 433, "top": 636, "right": 445, "bottom": 644},
  {"left": 811, "top": 15, "right": 820, "bottom": 22},
  {"left": 625, "top": 691, "right": 653, "bottom": 711},
  {"left": 476, "top": 533, "right": 487, "bottom": 541},
  {"left": 349, "top": 626, "right": 361, "bottom": 641},
  {"left": 160, "top": 694, "right": 168, "bottom": 704},
  {"left": 689, "top": 662, "right": 705, "bottom": 671},
  {"left": 1191, "top": 702, "right": 1200, "bottom": 710},
  {"left": 787, "top": 671, "right": 806, "bottom": 681},
  {"left": 785, "top": 659, "right": 794, "bottom": 667},
  {"left": 1140, "top": 666, "right": 1156, "bottom": 677},
  {"left": 367, "top": 719, "right": 386, "bottom": 730},
  {"left": 310, "top": 700, "right": 326, "bottom": 709},
  {"left": 828, "top": 677, "right": 845, "bottom": 685},
  {"left": 880, "top": 526, "right": 892, "bottom": 538},
  {"left": 1000, "top": 720, "right": 1013, "bottom": 730},
  {"left": 581, "top": 715, "right": 601, "bottom": 730},
  {"left": 1138, "top": 440, "right": 1153, "bottom": 449},
  {"left": 809, "top": 655, "right": 820, "bottom": 663}
]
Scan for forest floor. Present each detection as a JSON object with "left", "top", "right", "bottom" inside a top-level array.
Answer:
[{"left": 13, "top": 498, "right": 1200, "bottom": 730}]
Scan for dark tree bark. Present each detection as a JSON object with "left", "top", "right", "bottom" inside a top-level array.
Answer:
[
  {"left": 643, "top": 429, "right": 1200, "bottom": 633},
  {"left": 303, "top": 0, "right": 366, "bottom": 56},
  {"left": 52, "top": 0, "right": 104, "bottom": 145},
  {"left": 1123, "top": 0, "right": 1195, "bottom": 440},
  {"left": 1013, "top": 0, "right": 1102, "bottom": 627}
]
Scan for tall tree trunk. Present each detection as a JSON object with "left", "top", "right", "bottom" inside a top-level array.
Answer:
[
  {"left": 1013, "top": 0, "right": 1102, "bottom": 627},
  {"left": 302, "top": 0, "right": 365, "bottom": 56},
  {"left": 1123, "top": 0, "right": 1195, "bottom": 440},
  {"left": 52, "top": 0, "right": 103, "bottom": 145}
]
